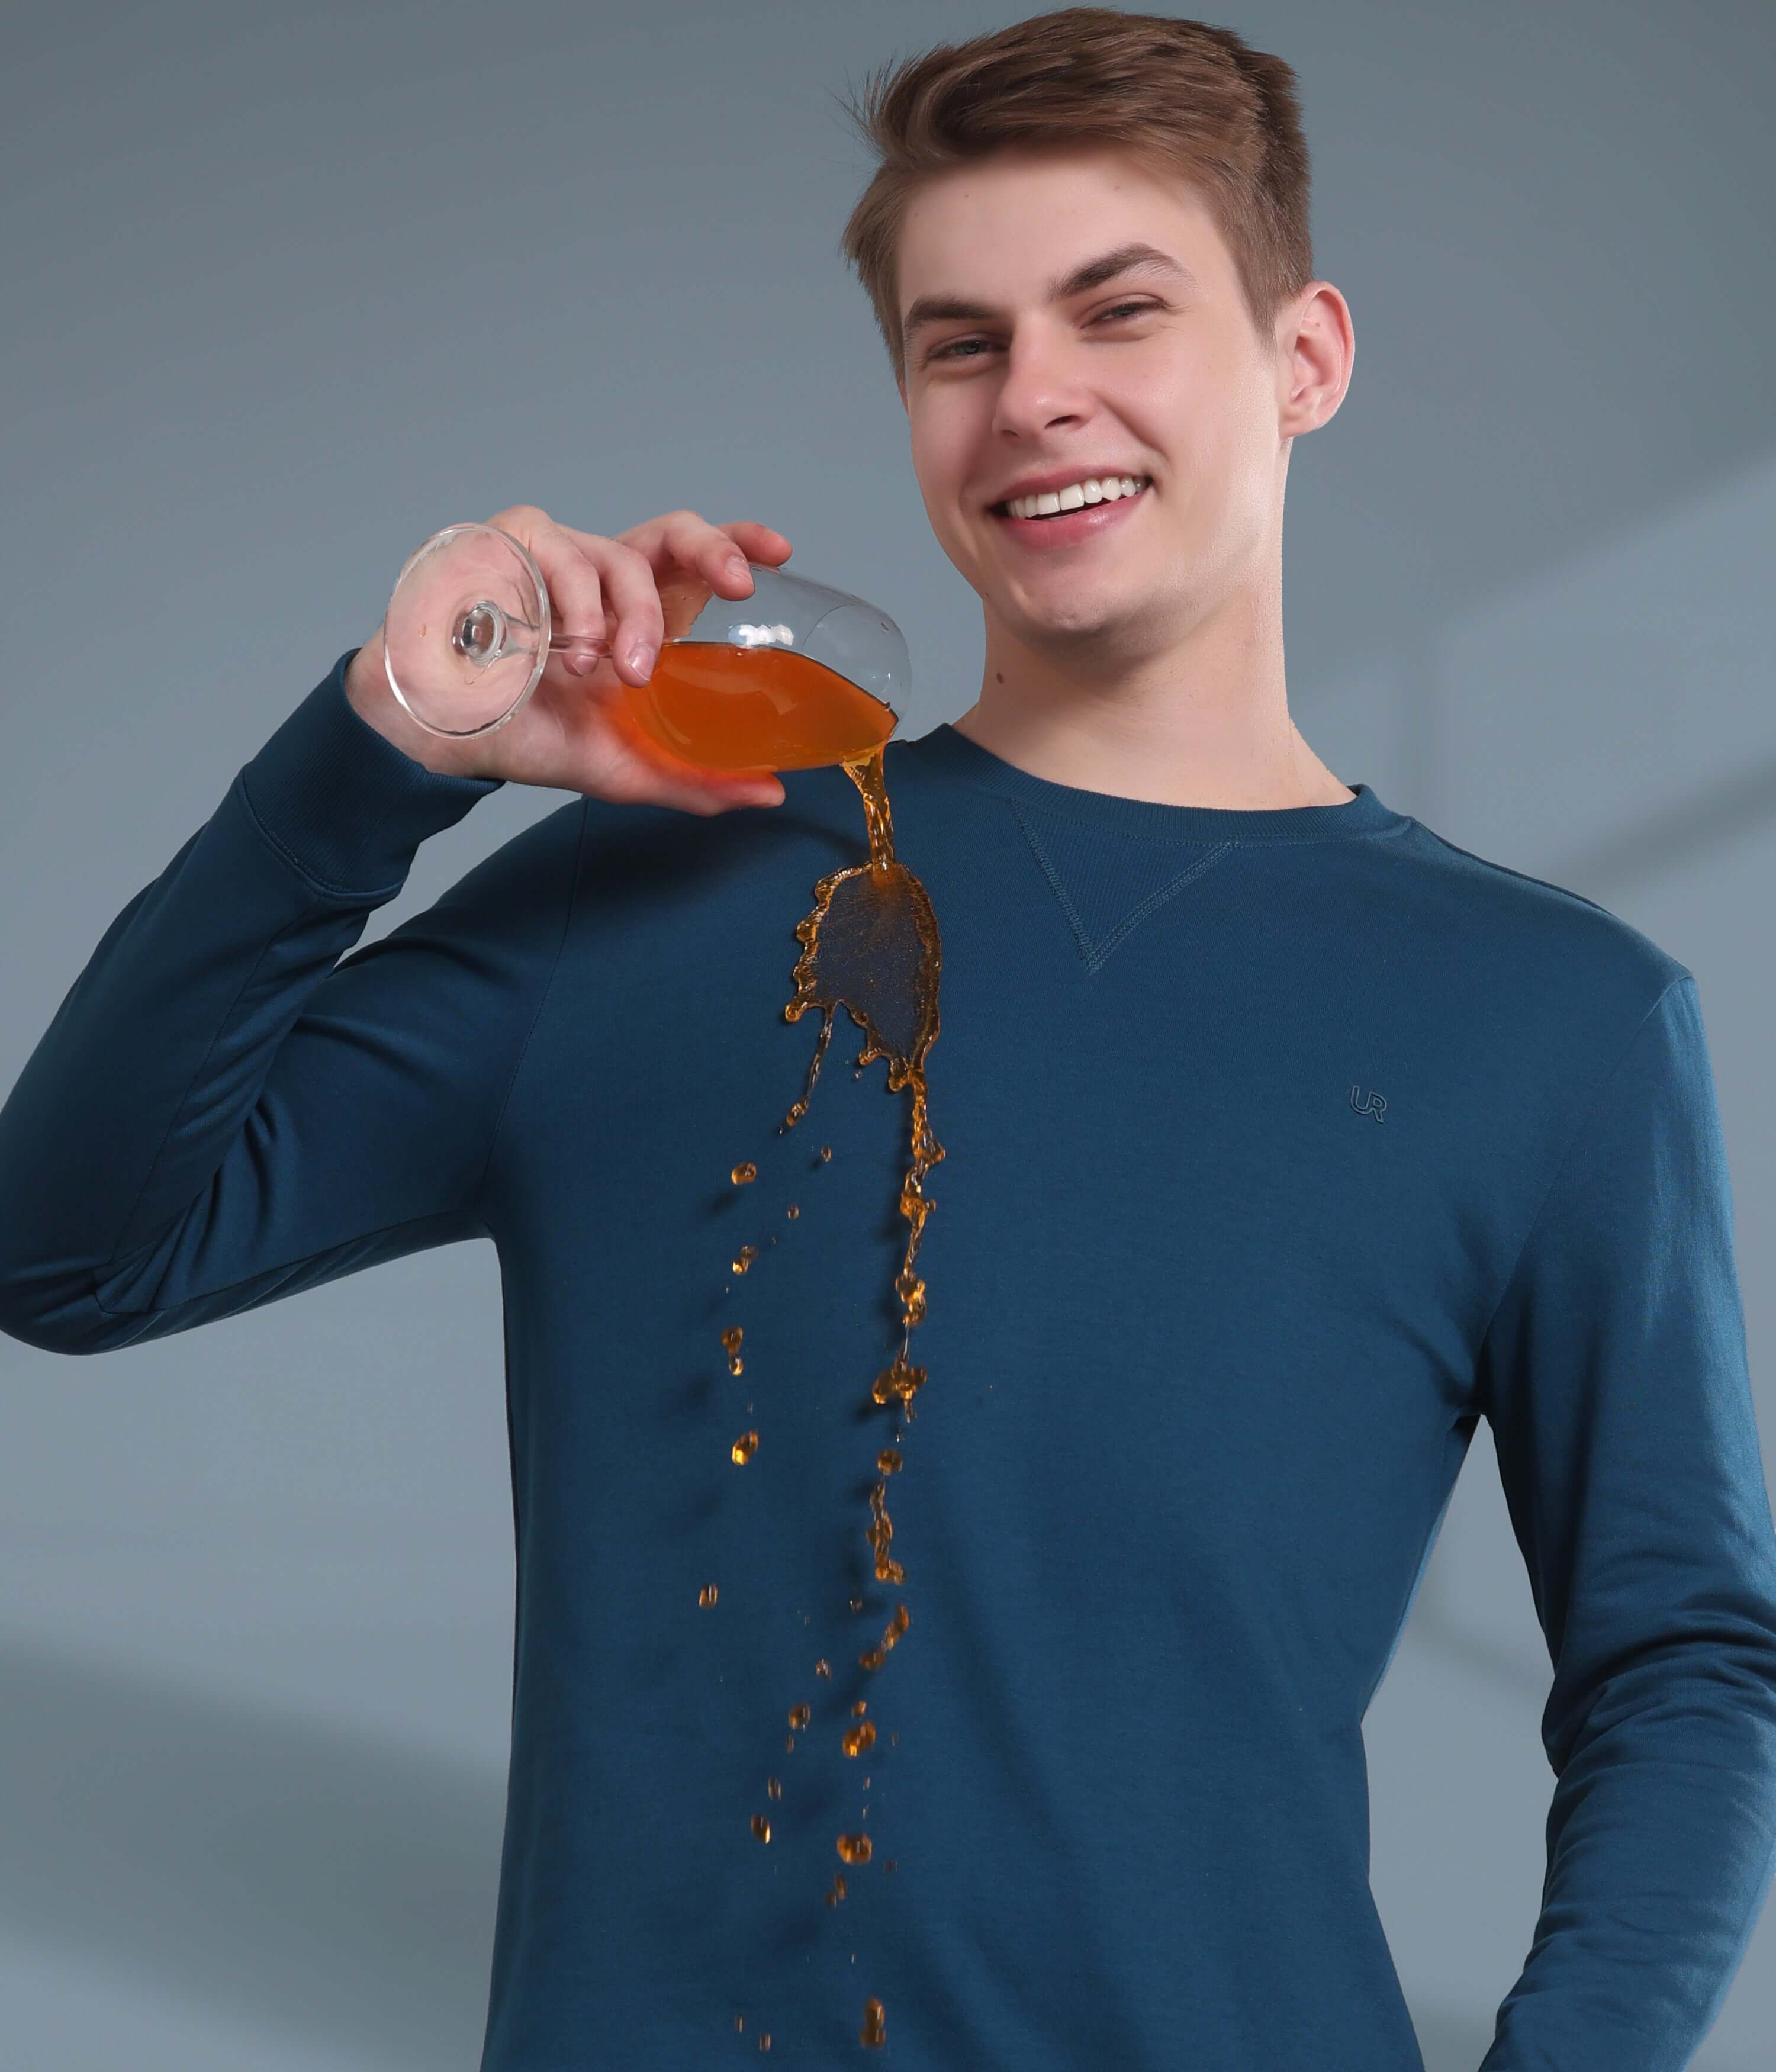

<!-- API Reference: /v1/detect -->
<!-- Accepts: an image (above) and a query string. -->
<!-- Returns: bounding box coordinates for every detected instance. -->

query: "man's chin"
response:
[998,575,1153,651]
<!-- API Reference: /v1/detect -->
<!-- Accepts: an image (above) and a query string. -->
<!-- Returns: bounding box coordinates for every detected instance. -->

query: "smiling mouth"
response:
[989,474,1150,520]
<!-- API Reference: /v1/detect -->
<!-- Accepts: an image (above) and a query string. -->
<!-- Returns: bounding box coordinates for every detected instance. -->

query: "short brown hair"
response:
[838,8,1315,386]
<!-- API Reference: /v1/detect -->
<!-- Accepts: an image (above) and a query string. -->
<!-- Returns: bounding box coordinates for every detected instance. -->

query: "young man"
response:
[2,10,1774,2069]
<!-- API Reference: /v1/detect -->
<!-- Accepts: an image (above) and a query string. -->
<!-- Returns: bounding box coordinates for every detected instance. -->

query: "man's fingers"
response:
[490,507,610,679]
[718,521,793,568]
[588,540,668,683]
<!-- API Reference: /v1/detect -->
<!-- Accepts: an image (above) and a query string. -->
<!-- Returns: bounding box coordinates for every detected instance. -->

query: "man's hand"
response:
[345,505,794,815]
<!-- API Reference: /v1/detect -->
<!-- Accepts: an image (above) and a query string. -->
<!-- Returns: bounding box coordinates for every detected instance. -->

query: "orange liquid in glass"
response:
[620,641,896,773]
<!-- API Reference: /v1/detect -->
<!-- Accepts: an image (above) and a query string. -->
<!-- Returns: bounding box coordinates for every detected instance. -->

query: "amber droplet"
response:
[861,1996,887,2048]
[699,1584,718,1608]
[826,1874,847,1907]
[758,2035,771,2052]
[867,1482,904,1587]
[851,1698,867,1717]
[785,1736,796,1753]
[731,1430,759,1465]
[886,1604,910,1642]
[820,1145,832,1162]
[859,1648,884,1672]
[870,1352,926,1418]
[735,2013,745,2031]
[789,1703,811,1731]
[786,1203,799,1220]
[751,1814,771,1843]
[815,1658,831,1679]
[731,1162,757,1185]
[836,1832,873,1865]
[732,1244,758,1275]
[720,1324,745,1376]
[876,1447,902,1475]
[767,1777,782,1800]
[842,1720,877,1758]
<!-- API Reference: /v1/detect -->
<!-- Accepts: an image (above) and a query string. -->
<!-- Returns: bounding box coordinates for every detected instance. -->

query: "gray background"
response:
[2,1,1772,2065]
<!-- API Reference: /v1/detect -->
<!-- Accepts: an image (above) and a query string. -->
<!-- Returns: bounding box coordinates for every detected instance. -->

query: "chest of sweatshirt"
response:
[468,747,1651,1732]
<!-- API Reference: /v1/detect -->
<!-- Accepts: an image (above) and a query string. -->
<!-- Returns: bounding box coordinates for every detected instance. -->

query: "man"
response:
[3,10,1774,2069]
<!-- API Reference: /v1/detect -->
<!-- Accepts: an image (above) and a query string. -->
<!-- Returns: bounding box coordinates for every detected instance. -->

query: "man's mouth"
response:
[989,474,1150,520]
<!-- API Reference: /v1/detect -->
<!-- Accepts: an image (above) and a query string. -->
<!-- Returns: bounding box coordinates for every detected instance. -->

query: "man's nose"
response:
[990,324,1093,441]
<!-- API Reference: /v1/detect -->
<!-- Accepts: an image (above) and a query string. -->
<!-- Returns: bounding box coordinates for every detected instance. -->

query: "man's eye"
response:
[1095,300,1158,324]
[931,337,993,362]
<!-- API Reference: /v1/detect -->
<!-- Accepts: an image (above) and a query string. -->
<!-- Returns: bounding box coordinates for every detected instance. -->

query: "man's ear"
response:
[1277,281,1354,440]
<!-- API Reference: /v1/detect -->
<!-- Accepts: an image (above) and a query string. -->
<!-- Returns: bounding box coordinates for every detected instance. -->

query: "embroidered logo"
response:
[1350,1084,1387,1123]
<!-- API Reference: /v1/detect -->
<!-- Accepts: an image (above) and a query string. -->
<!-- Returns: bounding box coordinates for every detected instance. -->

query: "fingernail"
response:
[628,642,656,677]
[726,556,748,580]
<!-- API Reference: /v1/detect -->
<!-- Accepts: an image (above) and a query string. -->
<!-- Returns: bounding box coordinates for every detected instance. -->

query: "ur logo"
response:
[1350,1084,1387,1123]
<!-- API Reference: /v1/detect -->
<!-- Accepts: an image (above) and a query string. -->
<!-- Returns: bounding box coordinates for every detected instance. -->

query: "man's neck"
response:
[951,587,1354,812]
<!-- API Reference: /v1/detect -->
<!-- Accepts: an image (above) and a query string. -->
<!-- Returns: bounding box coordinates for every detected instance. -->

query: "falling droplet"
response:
[842,1721,877,1758]
[788,1704,810,1731]
[731,1162,757,1185]
[732,1244,758,1275]
[861,1996,886,2048]
[851,1699,867,1717]
[786,1203,799,1220]
[785,1736,796,1754]
[751,1814,771,1843]
[849,1598,864,1614]
[858,1648,884,1672]
[767,1777,782,1800]
[876,1447,902,1475]
[759,2034,771,2052]
[826,1873,847,1907]
[815,1658,831,1679]
[735,2013,745,2032]
[820,1145,832,1162]
[720,1325,745,1376]
[836,1832,873,1865]
[699,1584,718,1608]
[731,1430,759,1465]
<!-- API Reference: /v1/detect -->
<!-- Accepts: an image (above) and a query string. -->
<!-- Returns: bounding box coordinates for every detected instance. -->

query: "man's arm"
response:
[1475,975,1776,2069]
[0,652,575,1352]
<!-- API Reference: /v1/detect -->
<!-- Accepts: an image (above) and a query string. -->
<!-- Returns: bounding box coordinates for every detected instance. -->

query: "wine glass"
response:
[379,521,905,770]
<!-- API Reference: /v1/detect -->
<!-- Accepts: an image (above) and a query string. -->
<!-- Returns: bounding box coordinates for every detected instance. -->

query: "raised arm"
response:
[0,653,565,1352]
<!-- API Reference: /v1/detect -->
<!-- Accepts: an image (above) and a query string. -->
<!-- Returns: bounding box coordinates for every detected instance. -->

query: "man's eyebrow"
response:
[900,242,1196,348]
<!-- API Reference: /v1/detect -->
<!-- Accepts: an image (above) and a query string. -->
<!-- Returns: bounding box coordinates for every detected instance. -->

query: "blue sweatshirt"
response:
[2,652,1774,2072]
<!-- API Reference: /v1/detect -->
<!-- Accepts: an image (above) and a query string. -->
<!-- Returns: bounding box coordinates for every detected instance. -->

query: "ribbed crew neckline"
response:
[903,720,1409,843]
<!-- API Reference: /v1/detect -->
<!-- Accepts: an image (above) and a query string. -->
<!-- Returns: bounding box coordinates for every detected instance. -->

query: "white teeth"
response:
[1003,474,1147,519]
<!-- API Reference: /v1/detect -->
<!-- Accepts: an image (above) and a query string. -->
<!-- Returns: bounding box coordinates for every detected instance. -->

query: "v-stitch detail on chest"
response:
[1009,798,1236,974]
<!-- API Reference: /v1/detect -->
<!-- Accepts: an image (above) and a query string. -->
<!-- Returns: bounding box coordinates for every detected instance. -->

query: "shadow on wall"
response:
[0,1637,505,2068]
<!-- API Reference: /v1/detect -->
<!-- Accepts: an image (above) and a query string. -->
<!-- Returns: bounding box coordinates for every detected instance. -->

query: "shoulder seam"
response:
[1412,823,1634,929]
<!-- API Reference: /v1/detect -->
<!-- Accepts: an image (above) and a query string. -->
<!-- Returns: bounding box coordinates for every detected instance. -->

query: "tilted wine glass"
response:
[379,520,905,769]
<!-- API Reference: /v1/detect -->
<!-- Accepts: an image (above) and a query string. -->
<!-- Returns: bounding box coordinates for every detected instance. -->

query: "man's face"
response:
[896,147,1300,659]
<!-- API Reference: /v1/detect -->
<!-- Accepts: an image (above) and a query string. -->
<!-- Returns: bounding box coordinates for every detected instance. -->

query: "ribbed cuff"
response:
[237,650,504,897]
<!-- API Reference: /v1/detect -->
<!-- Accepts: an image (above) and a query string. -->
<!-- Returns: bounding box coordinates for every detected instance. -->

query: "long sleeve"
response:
[0,651,581,1354]
[1475,975,1776,2070]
